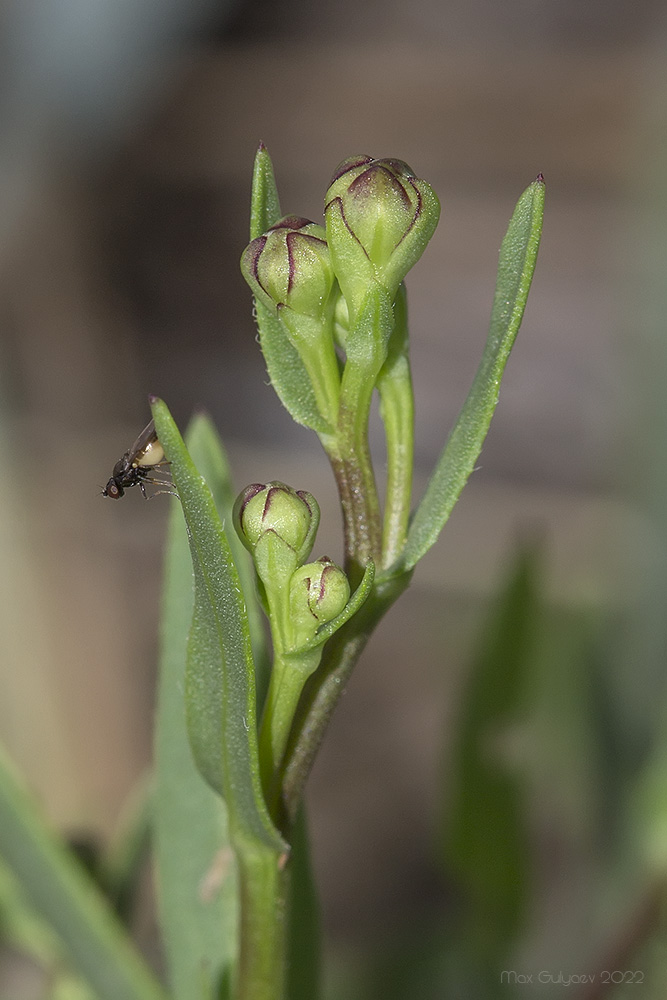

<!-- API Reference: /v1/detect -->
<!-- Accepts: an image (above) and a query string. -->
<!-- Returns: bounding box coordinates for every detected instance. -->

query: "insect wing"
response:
[125,418,165,470]
[128,418,158,461]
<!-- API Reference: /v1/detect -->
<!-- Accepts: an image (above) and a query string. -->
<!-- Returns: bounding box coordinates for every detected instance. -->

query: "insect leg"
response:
[142,476,180,500]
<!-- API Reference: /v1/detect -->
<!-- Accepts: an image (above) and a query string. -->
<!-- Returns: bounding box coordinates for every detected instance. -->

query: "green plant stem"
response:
[281,571,412,822]
[298,339,340,429]
[259,650,321,803]
[0,747,166,1000]
[378,362,413,566]
[376,283,413,568]
[327,366,382,576]
[234,843,290,1000]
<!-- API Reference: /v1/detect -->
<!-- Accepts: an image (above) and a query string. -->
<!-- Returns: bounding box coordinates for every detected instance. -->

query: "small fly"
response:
[102,419,175,500]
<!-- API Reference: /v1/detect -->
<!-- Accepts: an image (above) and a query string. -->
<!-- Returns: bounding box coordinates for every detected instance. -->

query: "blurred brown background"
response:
[0,0,658,984]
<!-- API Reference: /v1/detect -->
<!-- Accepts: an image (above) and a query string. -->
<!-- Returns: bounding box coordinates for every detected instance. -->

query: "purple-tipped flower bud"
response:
[289,556,351,645]
[324,156,440,320]
[241,216,335,320]
[233,481,320,566]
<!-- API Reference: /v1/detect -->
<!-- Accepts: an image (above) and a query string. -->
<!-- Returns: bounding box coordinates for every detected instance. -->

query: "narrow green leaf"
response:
[151,399,285,853]
[439,542,540,970]
[50,975,97,1000]
[248,144,330,435]
[154,416,242,1000]
[250,141,282,240]
[0,746,166,1000]
[288,562,375,656]
[401,176,545,571]
[254,292,332,435]
[186,415,270,709]
[0,856,62,965]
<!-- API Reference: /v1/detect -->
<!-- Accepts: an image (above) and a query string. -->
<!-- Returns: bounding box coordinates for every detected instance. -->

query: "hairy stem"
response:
[325,370,382,578]
[377,284,413,568]
[259,650,320,807]
[234,843,290,1000]
[280,571,412,822]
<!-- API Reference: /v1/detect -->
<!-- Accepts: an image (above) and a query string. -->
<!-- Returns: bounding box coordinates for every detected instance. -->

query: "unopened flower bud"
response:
[289,556,350,646]
[234,481,320,566]
[241,216,335,320]
[332,288,350,350]
[324,156,440,320]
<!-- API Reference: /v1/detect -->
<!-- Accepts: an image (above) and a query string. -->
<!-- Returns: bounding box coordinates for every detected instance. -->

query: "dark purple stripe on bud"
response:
[348,165,413,212]
[263,484,284,522]
[246,236,267,280]
[269,215,314,231]
[318,562,336,602]
[328,155,374,185]
[376,158,416,178]
[394,180,423,248]
[323,196,367,254]
[296,490,315,516]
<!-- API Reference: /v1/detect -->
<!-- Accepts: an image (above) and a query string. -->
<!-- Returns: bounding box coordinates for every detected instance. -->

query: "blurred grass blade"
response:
[0,856,62,965]
[0,745,166,1000]
[250,141,282,240]
[50,975,97,1000]
[401,177,545,571]
[440,541,540,969]
[154,416,244,1000]
[286,808,321,1000]
[151,398,285,854]
[248,143,330,435]
[102,774,152,925]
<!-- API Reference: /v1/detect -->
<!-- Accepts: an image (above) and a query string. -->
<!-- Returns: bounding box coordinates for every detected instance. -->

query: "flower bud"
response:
[289,556,351,646]
[233,481,320,566]
[241,216,335,320]
[324,156,440,320]
[332,287,350,351]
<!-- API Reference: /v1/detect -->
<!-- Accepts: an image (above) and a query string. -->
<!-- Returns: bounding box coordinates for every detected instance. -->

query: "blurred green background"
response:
[1,0,665,996]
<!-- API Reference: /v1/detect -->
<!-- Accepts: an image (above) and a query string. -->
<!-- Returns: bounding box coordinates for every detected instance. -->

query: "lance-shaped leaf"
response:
[248,143,330,435]
[250,141,282,241]
[150,397,285,855]
[438,542,540,971]
[154,415,246,1000]
[188,416,271,707]
[400,176,545,572]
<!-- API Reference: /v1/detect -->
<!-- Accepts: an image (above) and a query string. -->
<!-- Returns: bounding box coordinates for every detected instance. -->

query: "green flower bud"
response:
[332,287,350,350]
[289,556,351,646]
[241,216,335,319]
[233,481,320,566]
[324,156,440,320]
